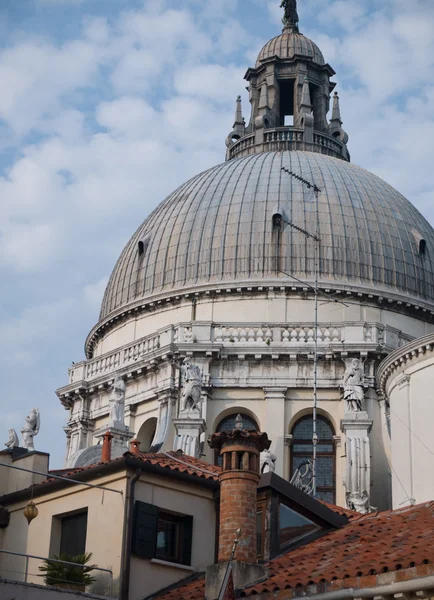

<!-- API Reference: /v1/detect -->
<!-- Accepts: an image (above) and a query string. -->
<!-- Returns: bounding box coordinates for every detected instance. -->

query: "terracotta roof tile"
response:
[154,502,434,600]
[32,450,220,489]
[129,450,221,481]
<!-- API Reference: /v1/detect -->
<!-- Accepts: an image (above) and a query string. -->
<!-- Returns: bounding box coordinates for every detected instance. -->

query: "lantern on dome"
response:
[24,501,39,525]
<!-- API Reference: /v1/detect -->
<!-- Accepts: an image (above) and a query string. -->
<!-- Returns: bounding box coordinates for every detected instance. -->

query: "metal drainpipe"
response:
[120,468,141,600]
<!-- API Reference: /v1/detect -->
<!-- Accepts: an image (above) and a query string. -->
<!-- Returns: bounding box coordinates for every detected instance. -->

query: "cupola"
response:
[226,0,349,162]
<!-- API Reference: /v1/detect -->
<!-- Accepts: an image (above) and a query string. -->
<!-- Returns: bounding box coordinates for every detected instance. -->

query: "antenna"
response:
[281,166,321,498]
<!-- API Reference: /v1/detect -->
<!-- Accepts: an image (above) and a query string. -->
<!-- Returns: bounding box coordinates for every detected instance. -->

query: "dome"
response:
[256,32,325,67]
[100,151,434,320]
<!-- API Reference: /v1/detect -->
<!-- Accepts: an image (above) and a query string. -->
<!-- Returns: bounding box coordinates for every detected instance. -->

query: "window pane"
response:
[316,456,333,487]
[292,416,334,440]
[279,503,320,547]
[156,519,178,562]
[217,414,258,432]
[316,490,334,503]
[290,414,336,502]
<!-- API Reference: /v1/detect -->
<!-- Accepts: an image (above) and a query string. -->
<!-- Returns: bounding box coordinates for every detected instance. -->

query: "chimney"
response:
[101,432,113,463]
[205,422,270,598]
[130,439,141,456]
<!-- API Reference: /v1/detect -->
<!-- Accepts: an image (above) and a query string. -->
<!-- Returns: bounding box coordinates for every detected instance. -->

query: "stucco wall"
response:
[0,473,127,592]
[129,474,216,600]
[382,347,434,508]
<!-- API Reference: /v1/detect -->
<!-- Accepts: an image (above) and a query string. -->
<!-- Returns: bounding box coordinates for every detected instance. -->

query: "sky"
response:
[1,0,434,468]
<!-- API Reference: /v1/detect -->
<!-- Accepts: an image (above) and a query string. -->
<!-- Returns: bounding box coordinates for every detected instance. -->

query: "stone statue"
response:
[280,0,299,29]
[5,428,19,449]
[260,448,277,473]
[109,376,126,426]
[290,460,314,495]
[180,358,202,414]
[235,414,243,429]
[343,358,365,412]
[21,409,40,451]
[346,490,372,515]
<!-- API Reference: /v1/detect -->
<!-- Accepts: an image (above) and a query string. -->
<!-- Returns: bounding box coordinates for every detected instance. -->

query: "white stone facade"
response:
[378,332,434,509]
[57,289,434,510]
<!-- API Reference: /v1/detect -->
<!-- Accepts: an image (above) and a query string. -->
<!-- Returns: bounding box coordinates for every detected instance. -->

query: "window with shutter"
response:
[132,501,158,558]
[132,501,193,566]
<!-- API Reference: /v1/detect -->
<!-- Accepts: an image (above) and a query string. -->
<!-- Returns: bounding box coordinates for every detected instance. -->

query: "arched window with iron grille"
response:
[290,414,335,503]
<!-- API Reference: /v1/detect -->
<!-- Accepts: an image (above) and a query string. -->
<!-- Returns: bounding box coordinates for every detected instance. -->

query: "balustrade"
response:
[68,322,413,385]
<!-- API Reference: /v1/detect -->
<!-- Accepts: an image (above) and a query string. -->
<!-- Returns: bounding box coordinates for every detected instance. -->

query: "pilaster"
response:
[263,387,287,478]
[341,412,373,513]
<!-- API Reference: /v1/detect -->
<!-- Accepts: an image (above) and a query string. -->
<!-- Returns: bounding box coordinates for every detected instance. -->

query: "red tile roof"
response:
[128,450,221,481]
[32,450,220,489]
[155,502,434,600]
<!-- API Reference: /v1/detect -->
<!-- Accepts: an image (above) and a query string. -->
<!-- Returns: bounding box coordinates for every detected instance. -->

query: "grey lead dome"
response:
[256,32,325,66]
[100,151,434,320]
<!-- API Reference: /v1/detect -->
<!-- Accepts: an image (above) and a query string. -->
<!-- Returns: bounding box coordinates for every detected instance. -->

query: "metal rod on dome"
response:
[281,167,321,498]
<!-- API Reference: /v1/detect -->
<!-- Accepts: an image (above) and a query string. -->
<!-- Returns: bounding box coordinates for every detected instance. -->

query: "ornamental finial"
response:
[280,0,299,32]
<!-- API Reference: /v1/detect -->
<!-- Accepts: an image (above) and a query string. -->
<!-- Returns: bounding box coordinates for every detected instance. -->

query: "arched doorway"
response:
[290,414,335,503]
[137,417,158,453]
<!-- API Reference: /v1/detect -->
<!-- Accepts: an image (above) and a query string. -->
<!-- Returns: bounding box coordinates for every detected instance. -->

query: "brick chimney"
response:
[101,431,113,463]
[205,423,270,598]
[130,439,141,456]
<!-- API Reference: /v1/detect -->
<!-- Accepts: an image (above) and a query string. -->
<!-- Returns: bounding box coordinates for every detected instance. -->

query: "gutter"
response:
[119,468,141,600]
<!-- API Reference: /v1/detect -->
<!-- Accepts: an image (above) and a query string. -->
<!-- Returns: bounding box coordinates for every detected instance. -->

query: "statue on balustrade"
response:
[21,408,40,451]
[343,358,365,413]
[4,428,19,449]
[109,375,126,426]
[179,358,202,414]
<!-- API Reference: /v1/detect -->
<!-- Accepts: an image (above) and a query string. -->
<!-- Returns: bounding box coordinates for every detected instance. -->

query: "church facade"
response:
[56,0,434,513]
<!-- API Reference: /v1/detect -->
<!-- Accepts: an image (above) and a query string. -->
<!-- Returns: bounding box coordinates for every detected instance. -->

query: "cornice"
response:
[86,280,434,359]
[377,332,434,396]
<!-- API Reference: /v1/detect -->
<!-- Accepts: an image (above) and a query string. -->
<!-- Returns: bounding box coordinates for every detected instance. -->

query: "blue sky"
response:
[1,0,434,468]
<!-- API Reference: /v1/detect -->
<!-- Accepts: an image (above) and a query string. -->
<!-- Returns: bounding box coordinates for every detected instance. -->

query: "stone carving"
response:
[343,358,365,412]
[290,460,314,495]
[21,409,40,451]
[5,428,19,449]
[260,448,277,473]
[235,414,243,429]
[346,490,371,515]
[180,358,202,414]
[109,376,126,426]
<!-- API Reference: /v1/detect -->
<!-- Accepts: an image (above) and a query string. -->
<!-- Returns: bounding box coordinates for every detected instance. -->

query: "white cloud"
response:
[1,0,434,467]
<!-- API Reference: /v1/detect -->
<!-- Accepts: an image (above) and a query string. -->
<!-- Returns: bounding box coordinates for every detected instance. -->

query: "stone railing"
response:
[227,128,345,161]
[68,326,178,384]
[227,134,255,160]
[313,132,343,155]
[67,322,414,385]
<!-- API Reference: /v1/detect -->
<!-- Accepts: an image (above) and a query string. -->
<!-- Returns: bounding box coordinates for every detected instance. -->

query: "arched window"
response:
[290,414,335,503]
[215,413,258,465]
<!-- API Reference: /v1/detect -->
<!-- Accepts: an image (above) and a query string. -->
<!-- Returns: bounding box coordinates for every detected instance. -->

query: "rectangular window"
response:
[59,511,88,557]
[132,501,193,566]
